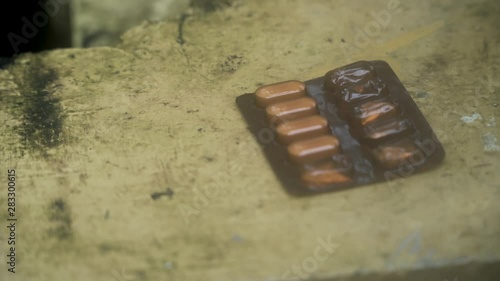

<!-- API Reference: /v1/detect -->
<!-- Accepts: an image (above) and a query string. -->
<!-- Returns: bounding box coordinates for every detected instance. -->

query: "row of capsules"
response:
[323,61,421,170]
[255,80,352,188]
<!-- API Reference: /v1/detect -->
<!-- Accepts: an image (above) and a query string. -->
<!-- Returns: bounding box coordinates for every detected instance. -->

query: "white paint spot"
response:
[483,132,500,152]
[486,117,496,127]
[163,261,174,270]
[460,113,482,124]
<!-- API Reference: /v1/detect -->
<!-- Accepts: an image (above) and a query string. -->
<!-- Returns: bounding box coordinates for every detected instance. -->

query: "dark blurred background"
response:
[0,0,236,58]
[0,0,72,57]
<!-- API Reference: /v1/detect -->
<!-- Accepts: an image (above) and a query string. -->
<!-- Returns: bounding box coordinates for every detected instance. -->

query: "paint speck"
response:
[163,261,174,270]
[151,188,174,200]
[415,91,430,99]
[483,132,500,152]
[460,113,482,124]
[486,117,496,127]
[231,234,244,243]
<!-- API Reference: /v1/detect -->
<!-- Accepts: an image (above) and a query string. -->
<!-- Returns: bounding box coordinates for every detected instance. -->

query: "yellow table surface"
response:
[0,0,499,280]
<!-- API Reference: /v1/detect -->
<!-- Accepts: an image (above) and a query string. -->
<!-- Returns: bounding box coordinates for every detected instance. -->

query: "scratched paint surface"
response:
[0,0,499,281]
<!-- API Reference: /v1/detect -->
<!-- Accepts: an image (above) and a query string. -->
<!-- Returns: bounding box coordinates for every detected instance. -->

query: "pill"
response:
[288,135,341,164]
[266,97,318,125]
[255,80,306,108]
[324,61,375,93]
[339,82,388,106]
[372,139,421,169]
[276,115,329,144]
[324,61,386,105]
[301,160,352,186]
[353,100,399,125]
[361,118,412,141]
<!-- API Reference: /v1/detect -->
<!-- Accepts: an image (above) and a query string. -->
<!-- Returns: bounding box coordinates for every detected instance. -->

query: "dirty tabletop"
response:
[0,0,499,280]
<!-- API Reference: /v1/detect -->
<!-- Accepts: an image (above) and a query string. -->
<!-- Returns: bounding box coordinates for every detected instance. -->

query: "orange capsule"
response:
[373,139,421,169]
[276,115,329,144]
[266,97,318,126]
[255,80,306,108]
[301,160,352,187]
[362,118,412,140]
[287,135,341,164]
[353,100,399,125]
